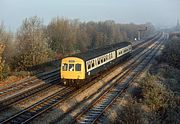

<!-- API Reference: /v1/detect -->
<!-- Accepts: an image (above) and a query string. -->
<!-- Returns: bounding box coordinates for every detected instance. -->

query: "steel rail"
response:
[71,34,165,124]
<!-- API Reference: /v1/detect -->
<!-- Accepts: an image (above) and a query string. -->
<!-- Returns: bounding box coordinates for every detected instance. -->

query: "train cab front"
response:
[61,57,85,85]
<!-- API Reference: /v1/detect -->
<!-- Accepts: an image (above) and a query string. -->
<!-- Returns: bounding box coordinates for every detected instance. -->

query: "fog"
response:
[0,0,180,31]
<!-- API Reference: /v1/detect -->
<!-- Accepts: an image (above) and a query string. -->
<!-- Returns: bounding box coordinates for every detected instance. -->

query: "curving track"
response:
[0,33,160,111]
[71,33,168,124]
[0,33,163,124]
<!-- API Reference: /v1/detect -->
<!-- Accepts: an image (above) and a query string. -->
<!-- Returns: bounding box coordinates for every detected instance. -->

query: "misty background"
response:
[0,0,180,31]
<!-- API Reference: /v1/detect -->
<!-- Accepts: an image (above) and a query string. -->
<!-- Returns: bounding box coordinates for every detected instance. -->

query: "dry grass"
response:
[113,73,180,124]
[115,99,146,124]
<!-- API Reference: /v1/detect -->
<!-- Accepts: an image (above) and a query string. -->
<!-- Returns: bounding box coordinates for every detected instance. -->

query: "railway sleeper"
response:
[79,120,93,124]
[79,122,88,124]
[88,112,101,116]
[95,105,104,109]
[18,114,30,120]
[111,89,121,92]
[11,119,21,124]
[81,117,96,122]
[32,106,42,111]
[24,111,33,116]
[38,105,49,111]
[106,94,115,98]
[92,108,103,112]
[42,101,52,105]
[52,99,59,102]
[82,116,95,120]
[101,101,110,105]
[95,105,105,108]
[89,110,102,114]
[12,117,25,123]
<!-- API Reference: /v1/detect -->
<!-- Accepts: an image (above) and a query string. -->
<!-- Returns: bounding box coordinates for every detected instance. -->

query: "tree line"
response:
[0,16,155,79]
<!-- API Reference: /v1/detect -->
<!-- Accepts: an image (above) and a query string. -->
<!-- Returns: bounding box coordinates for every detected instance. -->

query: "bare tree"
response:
[46,18,155,54]
[14,16,51,70]
[0,23,9,79]
[47,17,76,56]
[0,43,5,80]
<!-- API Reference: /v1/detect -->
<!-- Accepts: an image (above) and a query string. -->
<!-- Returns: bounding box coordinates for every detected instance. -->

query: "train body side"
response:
[85,44,132,78]
[60,41,132,84]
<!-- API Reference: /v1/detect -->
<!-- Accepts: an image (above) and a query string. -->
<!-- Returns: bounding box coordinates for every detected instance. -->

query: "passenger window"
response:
[92,62,95,68]
[98,59,100,65]
[106,55,108,60]
[62,63,68,71]
[87,63,91,70]
[101,58,103,63]
[69,64,74,71]
[76,64,81,71]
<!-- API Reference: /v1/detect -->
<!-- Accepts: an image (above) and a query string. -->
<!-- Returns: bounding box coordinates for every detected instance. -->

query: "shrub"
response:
[139,75,172,111]
[138,74,180,123]
[115,100,145,124]
[160,37,180,69]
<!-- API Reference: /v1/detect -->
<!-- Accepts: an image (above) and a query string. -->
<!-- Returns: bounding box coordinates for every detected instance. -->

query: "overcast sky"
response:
[0,0,180,31]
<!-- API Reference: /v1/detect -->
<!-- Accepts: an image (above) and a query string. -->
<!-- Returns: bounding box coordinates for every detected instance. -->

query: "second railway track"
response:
[71,34,167,124]
[0,68,60,98]
[49,33,167,124]
[0,70,61,111]
[0,33,163,124]
[0,33,160,112]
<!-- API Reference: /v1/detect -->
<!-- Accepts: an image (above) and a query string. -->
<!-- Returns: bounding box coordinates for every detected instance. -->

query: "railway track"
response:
[0,68,60,99]
[71,34,167,124]
[0,87,75,124]
[47,34,165,124]
[0,76,105,123]
[132,33,160,49]
[0,33,162,123]
[0,32,159,100]
[0,33,160,111]
[0,69,61,111]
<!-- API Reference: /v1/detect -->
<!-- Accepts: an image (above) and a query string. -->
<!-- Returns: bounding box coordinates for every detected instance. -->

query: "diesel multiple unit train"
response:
[61,41,132,85]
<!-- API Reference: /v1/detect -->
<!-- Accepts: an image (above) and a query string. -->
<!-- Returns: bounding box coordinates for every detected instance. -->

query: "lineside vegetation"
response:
[114,33,180,124]
[0,16,155,81]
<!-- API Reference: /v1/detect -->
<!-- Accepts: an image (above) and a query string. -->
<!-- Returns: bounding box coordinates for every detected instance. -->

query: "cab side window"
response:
[62,63,68,71]
[76,64,81,71]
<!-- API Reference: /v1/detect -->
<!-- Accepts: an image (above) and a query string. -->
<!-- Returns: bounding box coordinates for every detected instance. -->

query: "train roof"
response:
[69,41,131,61]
